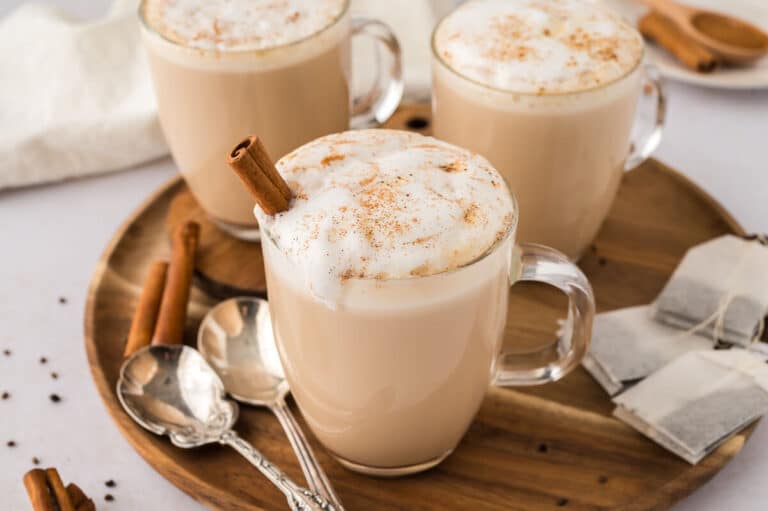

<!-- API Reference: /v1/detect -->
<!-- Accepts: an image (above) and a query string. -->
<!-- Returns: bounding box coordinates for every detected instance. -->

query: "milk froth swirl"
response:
[434,0,643,94]
[255,130,517,303]
[142,0,347,51]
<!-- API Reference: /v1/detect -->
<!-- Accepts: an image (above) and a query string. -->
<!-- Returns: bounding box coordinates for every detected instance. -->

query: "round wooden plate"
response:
[85,105,752,511]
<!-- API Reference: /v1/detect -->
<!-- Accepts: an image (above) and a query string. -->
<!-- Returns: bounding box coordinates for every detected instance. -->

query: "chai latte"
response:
[256,130,517,474]
[140,0,351,235]
[432,0,645,259]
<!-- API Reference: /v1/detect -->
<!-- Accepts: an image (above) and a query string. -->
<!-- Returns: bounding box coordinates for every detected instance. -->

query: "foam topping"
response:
[434,0,643,94]
[256,130,516,303]
[142,0,347,51]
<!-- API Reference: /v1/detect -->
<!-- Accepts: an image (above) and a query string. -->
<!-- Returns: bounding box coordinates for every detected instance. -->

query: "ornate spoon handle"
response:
[272,398,344,510]
[220,430,334,511]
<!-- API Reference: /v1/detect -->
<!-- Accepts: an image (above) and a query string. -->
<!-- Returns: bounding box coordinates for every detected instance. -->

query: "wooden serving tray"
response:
[85,105,753,511]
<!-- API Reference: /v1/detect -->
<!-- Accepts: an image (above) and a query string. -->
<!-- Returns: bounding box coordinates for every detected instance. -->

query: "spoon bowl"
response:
[117,344,333,511]
[644,0,768,64]
[117,344,238,448]
[198,296,288,405]
[690,9,768,63]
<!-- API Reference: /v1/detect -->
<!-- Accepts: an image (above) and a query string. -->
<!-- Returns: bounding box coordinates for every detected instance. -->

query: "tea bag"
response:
[613,350,768,464]
[583,306,712,395]
[653,235,768,347]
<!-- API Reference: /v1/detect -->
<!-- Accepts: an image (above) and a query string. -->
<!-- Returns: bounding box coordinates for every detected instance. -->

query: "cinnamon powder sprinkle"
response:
[439,161,465,173]
[358,173,378,187]
[321,153,345,166]
[435,0,641,94]
[409,235,437,246]
[463,204,480,224]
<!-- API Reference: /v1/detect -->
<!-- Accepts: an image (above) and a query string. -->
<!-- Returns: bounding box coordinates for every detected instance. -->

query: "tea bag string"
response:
[674,235,767,346]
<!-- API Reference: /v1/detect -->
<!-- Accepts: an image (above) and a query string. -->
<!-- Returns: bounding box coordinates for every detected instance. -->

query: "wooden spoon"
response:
[643,0,768,64]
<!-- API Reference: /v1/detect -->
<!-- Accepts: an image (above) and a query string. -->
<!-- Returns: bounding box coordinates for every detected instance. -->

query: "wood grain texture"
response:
[85,104,753,511]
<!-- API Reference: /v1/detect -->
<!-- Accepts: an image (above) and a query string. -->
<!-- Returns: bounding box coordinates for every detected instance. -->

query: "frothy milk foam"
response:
[143,0,346,52]
[434,0,643,94]
[256,130,516,304]
[259,130,517,470]
[142,0,350,72]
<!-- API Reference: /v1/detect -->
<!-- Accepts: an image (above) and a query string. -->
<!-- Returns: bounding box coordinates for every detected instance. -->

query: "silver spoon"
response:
[198,297,343,511]
[117,344,332,511]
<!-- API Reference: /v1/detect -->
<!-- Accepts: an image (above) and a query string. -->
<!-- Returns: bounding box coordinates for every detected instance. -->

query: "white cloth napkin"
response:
[0,0,167,190]
[0,0,451,190]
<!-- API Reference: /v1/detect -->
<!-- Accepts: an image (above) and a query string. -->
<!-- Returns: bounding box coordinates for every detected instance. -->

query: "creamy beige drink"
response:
[432,0,650,259]
[141,0,401,239]
[255,130,595,476]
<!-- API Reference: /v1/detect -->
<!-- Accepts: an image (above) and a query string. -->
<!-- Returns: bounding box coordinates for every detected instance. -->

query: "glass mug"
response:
[432,27,665,260]
[139,0,403,240]
[262,189,595,476]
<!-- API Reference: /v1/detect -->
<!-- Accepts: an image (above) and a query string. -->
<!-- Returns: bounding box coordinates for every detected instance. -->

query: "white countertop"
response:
[2,1,768,510]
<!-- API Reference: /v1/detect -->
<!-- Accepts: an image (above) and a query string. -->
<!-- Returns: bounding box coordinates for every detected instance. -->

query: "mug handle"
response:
[493,243,595,387]
[625,64,666,171]
[350,18,404,128]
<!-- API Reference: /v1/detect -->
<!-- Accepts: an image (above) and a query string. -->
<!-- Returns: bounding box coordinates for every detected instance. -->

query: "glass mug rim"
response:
[261,183,520,285]
[138,0,352,56]
[429,7,646,98]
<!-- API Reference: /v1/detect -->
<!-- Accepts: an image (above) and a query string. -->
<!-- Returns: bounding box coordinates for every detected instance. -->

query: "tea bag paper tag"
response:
[653,235,768,346]
[582,306,711,395]
[613,350,768,464]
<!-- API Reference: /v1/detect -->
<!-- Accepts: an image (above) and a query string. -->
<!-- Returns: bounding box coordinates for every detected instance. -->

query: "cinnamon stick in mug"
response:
[227,136,292,215]
[154,221,200,345]
[639,11,717,73]
[124,260,169,357]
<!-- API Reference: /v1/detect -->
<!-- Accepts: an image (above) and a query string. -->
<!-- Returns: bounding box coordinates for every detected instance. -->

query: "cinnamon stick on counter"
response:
[23,469,56,511]
[153,221,200,345]
[45,468,75,511]
[227,136,292,215]
[23,468,94,511]
[124,260,169,357]
[639,11,718,73]
[66,484,96,511]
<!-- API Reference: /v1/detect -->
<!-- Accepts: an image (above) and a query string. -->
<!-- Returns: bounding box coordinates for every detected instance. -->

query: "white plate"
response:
[606,0,768,89]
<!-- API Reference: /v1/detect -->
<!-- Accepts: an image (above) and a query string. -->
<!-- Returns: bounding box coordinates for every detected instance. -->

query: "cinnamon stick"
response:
[124,260,169,357]
[227,136,292,215]
[639,11,718,73]
[66,483,88,506]
[67,483,96,511]
[45,468,75,511]
[23,469,55,511]
[68,483,96,511]
[153,221,199,345]
[24,469,94,511]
